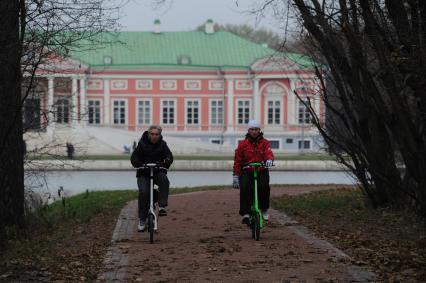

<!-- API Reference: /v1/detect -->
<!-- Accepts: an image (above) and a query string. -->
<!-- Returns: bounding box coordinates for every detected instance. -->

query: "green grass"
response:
[33,190,138,224]
[271,188,367,218]
[34,186,229,225]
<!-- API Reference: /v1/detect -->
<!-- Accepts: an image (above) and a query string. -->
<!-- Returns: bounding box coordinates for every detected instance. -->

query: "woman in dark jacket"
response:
[131,125,173,232]
[232,120,274,224]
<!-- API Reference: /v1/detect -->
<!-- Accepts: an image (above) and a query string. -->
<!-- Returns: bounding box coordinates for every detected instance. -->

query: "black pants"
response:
[137,172,170,220]
[239,170,270,216]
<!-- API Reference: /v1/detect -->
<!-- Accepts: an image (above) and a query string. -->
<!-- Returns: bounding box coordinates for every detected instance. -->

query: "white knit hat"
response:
[247,119,261,129]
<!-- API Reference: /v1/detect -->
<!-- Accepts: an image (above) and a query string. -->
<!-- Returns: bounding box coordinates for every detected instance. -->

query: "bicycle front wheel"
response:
[254,214,260,241]
[147,214,154,243]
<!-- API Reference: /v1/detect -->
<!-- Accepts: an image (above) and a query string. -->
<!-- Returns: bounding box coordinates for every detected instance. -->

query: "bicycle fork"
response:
[252,170,263,229]
[149,167,158,231]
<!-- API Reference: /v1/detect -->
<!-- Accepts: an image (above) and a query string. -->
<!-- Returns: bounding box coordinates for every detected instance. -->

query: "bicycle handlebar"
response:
[243,162,274,170]
[136,163,168,171]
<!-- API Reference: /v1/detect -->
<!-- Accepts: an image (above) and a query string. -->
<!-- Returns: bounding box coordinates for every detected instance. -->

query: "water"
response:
[25,170,356,196]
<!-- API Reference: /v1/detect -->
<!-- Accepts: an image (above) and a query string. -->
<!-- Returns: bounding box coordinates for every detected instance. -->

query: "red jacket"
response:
[233,134,274,176]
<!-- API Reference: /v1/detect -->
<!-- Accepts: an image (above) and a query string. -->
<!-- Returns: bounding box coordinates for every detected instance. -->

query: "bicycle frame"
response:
[244,162,265,230]
[137,163,167,241]
[147,163,158,231]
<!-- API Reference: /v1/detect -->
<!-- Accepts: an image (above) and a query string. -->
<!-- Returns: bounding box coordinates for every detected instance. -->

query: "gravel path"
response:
[100,187,374,282]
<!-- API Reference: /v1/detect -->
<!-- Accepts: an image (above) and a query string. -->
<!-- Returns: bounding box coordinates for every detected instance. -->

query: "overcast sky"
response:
[117,0,292,36]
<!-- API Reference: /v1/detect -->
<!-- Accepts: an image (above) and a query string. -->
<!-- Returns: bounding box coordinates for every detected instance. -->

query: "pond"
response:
[25,170,356,196]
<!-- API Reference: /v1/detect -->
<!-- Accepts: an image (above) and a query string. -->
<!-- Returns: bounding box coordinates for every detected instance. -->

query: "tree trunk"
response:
[0,1,25,243]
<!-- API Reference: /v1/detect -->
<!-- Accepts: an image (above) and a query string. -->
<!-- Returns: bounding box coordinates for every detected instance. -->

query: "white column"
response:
[104,79,110,126]
[79,77,86,126]
[253,78,261,123]
[226,79,234,132]
[289,79,296,125]
[47,77,55,134]
[71,77,78,127]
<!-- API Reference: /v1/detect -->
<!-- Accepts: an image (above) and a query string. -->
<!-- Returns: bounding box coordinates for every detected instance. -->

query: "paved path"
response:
[100,188,375,282]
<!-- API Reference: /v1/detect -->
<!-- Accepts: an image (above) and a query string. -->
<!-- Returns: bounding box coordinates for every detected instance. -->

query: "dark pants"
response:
[137,172,170,220]
[239,170,270,216]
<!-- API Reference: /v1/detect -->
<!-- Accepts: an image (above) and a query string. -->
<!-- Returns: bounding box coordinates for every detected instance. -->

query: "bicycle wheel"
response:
[254,214,260,241]
[251,217,255,239]
[147,213,154,243]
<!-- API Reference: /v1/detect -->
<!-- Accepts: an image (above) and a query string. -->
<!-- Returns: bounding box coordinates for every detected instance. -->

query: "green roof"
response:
[69,31,313,70]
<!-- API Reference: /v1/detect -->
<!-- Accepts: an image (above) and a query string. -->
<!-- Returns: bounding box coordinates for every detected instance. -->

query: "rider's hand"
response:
[232,175,240,189]
[265,160,274,167]
[163,158,172,168]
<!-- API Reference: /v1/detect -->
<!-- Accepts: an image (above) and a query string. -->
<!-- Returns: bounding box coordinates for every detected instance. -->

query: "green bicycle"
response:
[243,162,268,241]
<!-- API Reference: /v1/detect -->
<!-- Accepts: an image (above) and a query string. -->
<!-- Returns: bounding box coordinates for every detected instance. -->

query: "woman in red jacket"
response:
[232,120,274,224]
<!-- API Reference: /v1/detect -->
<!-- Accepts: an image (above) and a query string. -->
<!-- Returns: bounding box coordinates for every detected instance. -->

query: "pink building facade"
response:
[26,24,324,152]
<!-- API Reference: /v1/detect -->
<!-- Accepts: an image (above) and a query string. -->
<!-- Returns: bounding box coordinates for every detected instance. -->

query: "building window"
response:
[111,80,128,90]
[237,100,250,124]
[269,140,280,149]
[162,100,175,124]
[24,98,41,130]
[136,80,152,90]
[298,140,311,149]
[160,80,177,90]
[286,138,293,144]
[209,80,224,90]
[267,100,281,124]
[184,80,201,90]
[210,100,223,125]
[137,100,151,125]
[88,100,101,124]
[113,100,126,124]
[55,98,69,124]
[298,100,311,124]
[186,100,199,124]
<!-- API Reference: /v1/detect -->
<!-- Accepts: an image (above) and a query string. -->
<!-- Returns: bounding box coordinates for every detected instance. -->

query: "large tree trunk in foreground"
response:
[0,1,25,242]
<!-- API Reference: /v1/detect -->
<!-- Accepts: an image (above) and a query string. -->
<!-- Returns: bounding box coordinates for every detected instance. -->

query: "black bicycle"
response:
[137,163,167,243]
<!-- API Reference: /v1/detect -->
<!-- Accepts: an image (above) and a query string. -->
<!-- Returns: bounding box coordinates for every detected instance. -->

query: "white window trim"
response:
[264,98,284,125]
[86,79,103,90]
[236,99,252,125]
[209,99,224,125]
[185,98,201,125]
[235,79,253,90]
[160,98,177,125]
[297,97,312,125]
[87,98,103,125]
[111,80,128,90]
[136,98,153,125]
[268,139,281,150]
[54,97,71,124]
[111,99,128,125]
[184,80,202,90]
[208,80,224,90]
[160,80,177,90]
[298,138,313,150]
[135,80,153,90]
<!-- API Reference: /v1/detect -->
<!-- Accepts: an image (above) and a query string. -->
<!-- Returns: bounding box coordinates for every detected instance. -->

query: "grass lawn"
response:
[272,188,426,282]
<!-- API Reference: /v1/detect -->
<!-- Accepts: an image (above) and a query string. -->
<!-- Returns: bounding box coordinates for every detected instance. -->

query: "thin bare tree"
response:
[0,0,124,243]
[258,0,426,215]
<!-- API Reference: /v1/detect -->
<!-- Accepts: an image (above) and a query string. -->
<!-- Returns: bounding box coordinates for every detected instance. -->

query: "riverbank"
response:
[25,159,347,171]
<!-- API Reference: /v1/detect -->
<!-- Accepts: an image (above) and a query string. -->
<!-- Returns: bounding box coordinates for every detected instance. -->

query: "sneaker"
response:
[159,207,167,216]
[261,210,270,222]
[137,219,145,232]
[241,214,250,225]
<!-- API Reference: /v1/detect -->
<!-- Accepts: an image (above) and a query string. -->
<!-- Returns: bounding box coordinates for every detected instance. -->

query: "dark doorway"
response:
[24,98,41,130]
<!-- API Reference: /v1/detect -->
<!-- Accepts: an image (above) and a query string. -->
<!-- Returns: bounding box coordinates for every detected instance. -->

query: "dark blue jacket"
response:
[130,131,173,177]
